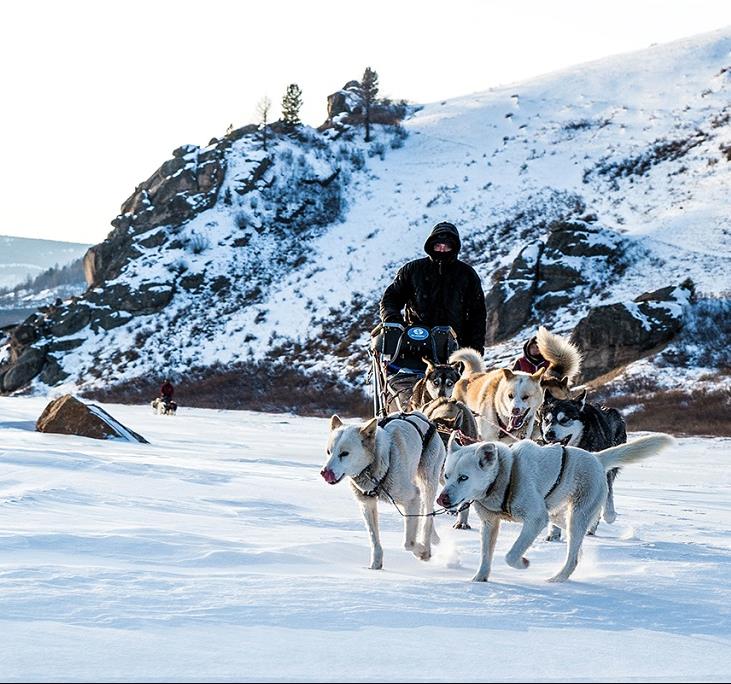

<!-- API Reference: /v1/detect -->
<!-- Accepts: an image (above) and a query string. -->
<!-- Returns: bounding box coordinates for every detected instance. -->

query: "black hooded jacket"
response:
[379,222,487,351]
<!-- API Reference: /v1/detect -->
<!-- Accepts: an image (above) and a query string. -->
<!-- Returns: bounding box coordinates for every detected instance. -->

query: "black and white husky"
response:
[540,390,626,538]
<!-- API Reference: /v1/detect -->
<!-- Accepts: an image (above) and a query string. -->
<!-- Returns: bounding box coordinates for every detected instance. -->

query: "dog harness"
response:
[358,412,437,497]
[545,446,570,501]
[482,445,569,518]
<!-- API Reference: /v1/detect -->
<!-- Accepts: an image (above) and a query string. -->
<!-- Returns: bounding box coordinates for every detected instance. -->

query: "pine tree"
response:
[256,96,272,151]
[281,83,303,129]
[361,67,379,142]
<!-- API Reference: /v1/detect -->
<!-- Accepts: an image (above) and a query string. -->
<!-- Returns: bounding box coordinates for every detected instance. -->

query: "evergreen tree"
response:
[256,96,272,151]
[361,67,379,142]
[281,83,303,129]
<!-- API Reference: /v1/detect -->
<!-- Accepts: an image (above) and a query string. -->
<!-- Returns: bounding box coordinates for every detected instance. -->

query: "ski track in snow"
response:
[0,397,729,681]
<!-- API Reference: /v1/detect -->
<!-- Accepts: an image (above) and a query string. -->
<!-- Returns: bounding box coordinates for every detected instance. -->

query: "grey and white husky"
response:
[321,412,445,570]
[437,432,673,582]
[407,358,462,411]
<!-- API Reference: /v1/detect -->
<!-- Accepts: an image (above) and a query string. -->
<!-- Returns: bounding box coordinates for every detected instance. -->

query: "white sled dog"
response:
[437,432,674,582]
[321,413,445,570]
[450,327,581,442]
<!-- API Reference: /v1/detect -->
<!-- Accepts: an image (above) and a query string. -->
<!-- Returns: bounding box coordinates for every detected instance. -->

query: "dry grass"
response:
[594,383,731,437]
[82,362,371,419]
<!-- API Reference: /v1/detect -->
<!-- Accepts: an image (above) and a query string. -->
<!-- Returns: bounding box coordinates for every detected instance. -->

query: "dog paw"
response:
[604,511,617,524]
[547,573,568,583]
[546,532,562,542]
[507,555,530,569]
[471,574,489,582]
[414,544,432,561]
[453,521,472,530]
[369,561,383,570]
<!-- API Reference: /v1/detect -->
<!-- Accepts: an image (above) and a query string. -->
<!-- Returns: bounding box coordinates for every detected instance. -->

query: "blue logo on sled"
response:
[407,327,429,341]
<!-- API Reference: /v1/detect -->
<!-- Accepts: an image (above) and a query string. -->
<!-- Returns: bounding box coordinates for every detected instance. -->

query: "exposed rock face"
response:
[322,80,409,130]
[36,394,148,442]
[327,80,365,119]
[572,278,695,382]
[484,219,634,343]
[85,143,227,289]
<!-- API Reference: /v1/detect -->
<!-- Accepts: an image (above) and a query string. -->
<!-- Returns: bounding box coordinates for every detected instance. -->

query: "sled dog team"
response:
[321,327,674,582]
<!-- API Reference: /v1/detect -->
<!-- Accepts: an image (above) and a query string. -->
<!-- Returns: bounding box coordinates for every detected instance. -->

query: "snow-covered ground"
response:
[0,396,729,681]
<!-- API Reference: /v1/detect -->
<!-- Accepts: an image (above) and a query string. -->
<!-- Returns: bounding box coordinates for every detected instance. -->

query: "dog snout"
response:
[511,406,523,416]
[437,491,450,508]
[320,467,337,484]
[545,430,556,442]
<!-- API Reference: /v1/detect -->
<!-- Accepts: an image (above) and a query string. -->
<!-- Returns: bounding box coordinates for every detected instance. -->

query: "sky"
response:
[2,0,731,245]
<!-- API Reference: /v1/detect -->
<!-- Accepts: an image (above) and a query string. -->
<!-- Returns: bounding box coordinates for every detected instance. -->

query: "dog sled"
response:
[369,322,458,418]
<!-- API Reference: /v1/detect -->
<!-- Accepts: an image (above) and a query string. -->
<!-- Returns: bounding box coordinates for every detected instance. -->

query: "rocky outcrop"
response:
[322,80,409,130]
[485,219,634,343]
[85,143,227,289]
[572,278,695,383]
[36,394,148,442]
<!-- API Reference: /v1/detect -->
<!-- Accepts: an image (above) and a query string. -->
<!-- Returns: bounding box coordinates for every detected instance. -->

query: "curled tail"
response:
[449,347,485,376]
[595,434,675,471]
[537,326,582,381]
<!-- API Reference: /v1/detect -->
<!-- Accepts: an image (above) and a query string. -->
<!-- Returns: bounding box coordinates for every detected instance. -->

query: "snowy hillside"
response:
[1,29,730,413]
[0,235,89,290]
[0,397,728,680]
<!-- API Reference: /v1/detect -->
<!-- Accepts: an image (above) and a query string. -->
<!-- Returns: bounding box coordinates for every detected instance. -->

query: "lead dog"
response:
[436,432,673,582]
[321,412,445,570]
[450,327,582,443]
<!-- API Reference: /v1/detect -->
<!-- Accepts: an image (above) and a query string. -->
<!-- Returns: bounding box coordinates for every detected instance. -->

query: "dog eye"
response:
[445,380,453,386]
[457,475,468,482]
[433,378,441,384]
[508,393,514,399]
[338,451,349,460]
[522,395,529,401]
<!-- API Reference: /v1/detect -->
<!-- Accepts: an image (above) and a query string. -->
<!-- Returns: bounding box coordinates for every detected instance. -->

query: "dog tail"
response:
[594,434,675,471]
[449,347,485,376]
[537,326,582,381]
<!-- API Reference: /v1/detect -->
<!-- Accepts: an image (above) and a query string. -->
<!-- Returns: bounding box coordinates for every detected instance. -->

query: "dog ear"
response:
[543,388,557,403]
[451,362,462,373]
[531,366,547,380]
[501,368,515,380]
[359,417,378,441]
[330,415,343,431]
[560,375,569,390]
[447,430,462,454]
[421,356,435,371]
[476,443,497,469]
[574,389,587,411]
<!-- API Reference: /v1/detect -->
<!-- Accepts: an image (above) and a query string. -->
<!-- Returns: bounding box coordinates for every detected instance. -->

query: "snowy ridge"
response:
[3,28,731,396]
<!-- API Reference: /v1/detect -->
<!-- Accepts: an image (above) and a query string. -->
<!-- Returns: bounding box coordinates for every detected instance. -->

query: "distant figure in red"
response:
[160,379,174,402]
[513,335,549,374]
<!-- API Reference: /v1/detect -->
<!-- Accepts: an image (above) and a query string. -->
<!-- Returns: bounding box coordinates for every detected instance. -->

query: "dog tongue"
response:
[509,415,524,431]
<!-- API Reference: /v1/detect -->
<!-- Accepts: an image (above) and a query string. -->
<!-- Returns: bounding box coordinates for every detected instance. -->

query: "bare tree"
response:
[361,67,379,142]
[256,96,272,151]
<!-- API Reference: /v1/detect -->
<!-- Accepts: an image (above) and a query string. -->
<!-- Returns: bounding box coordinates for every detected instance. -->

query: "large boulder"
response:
[484,219,635,344]
[572,278,695,383]
[36,394,148,443]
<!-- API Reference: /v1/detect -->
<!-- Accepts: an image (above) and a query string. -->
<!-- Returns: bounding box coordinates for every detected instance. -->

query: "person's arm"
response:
[464,269,487,352]
[379,264,410,325]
